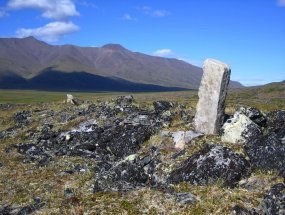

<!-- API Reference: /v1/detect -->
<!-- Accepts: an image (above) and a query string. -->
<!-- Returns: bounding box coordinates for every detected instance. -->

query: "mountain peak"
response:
[23,36,37,40]
[10,36,48,46]
[102,43,127,51]
[20,36,41,42]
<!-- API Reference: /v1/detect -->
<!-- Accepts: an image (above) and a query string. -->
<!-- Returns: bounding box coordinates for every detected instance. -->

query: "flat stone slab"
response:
[194,59,231,134]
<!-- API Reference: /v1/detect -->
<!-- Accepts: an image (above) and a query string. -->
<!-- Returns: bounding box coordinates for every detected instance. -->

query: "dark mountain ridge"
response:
[0,69,186,92]
[0,36,243,91]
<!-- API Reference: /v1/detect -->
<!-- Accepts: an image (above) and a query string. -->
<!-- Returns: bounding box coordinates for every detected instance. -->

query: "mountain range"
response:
[0,36,242,91]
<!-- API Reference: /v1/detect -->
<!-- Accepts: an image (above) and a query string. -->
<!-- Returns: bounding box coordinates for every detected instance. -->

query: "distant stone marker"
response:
[66,94,79,105]
[194,59,231,134]
[66,94,74,104]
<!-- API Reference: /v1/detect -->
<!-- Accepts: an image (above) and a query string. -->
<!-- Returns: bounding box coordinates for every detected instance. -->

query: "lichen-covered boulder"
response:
[168,144,251,187]
[266,110,285,133]
[246,131,285,173]
[93,154,148,192]
[221,112,261,144]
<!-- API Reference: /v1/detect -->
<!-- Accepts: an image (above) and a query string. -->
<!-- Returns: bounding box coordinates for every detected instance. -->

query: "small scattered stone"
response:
[0,197,45,215]
[153,101,173,113]
[171,130,202,150]
[13,110,32,127]
[172,192,198,204]
[231,205,259,215]
[64,188,75,199]
[115,95,134,107]
[238,175,272,191]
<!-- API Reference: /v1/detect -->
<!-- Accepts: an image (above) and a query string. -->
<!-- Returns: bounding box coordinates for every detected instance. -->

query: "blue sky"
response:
[0,0,284,86]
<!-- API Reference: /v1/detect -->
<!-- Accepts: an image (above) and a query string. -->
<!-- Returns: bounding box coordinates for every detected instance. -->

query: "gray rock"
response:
[153,101,173,113]
[64,188,75,199]
[0,197,45,215]
[231,205,259,215]
[244,107,267,127]
[266,110,285,133]
[125,114,151,126]
[239,175,272,192]
[171,192,198,204]
[194,59,231,134]
[259,183,285,215]
[93,154,149,192]
[13,110,32,127]
[222,112,262,144]
[171,130,202,150]
[115,95,134,107]
[246,132,285,173]
[168,144,251,187]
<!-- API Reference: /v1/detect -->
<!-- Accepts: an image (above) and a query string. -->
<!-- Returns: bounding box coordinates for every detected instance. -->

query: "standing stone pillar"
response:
[194,59,231,134]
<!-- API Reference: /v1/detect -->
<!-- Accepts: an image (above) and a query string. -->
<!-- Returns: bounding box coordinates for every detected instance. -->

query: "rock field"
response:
[0,95,285,214]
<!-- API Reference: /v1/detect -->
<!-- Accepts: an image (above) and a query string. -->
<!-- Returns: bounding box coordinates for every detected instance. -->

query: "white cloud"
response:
[7,0,80,42]
[139,6,171,18]
[153,49,201,66]
[122,13,136,21]
[278,0,285,6]
[7,0,79,20]
[151,10,171,18]
[153,49,175,57]
[16,21,79,42]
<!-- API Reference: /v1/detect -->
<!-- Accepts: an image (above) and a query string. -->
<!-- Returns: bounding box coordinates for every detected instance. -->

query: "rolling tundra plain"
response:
[0,81,285,214]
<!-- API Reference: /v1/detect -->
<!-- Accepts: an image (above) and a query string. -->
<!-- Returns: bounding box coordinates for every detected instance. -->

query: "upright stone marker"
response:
[194,59,231,134]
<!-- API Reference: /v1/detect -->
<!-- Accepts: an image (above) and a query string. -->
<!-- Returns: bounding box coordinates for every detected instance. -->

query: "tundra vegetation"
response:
[0,81,284,214]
